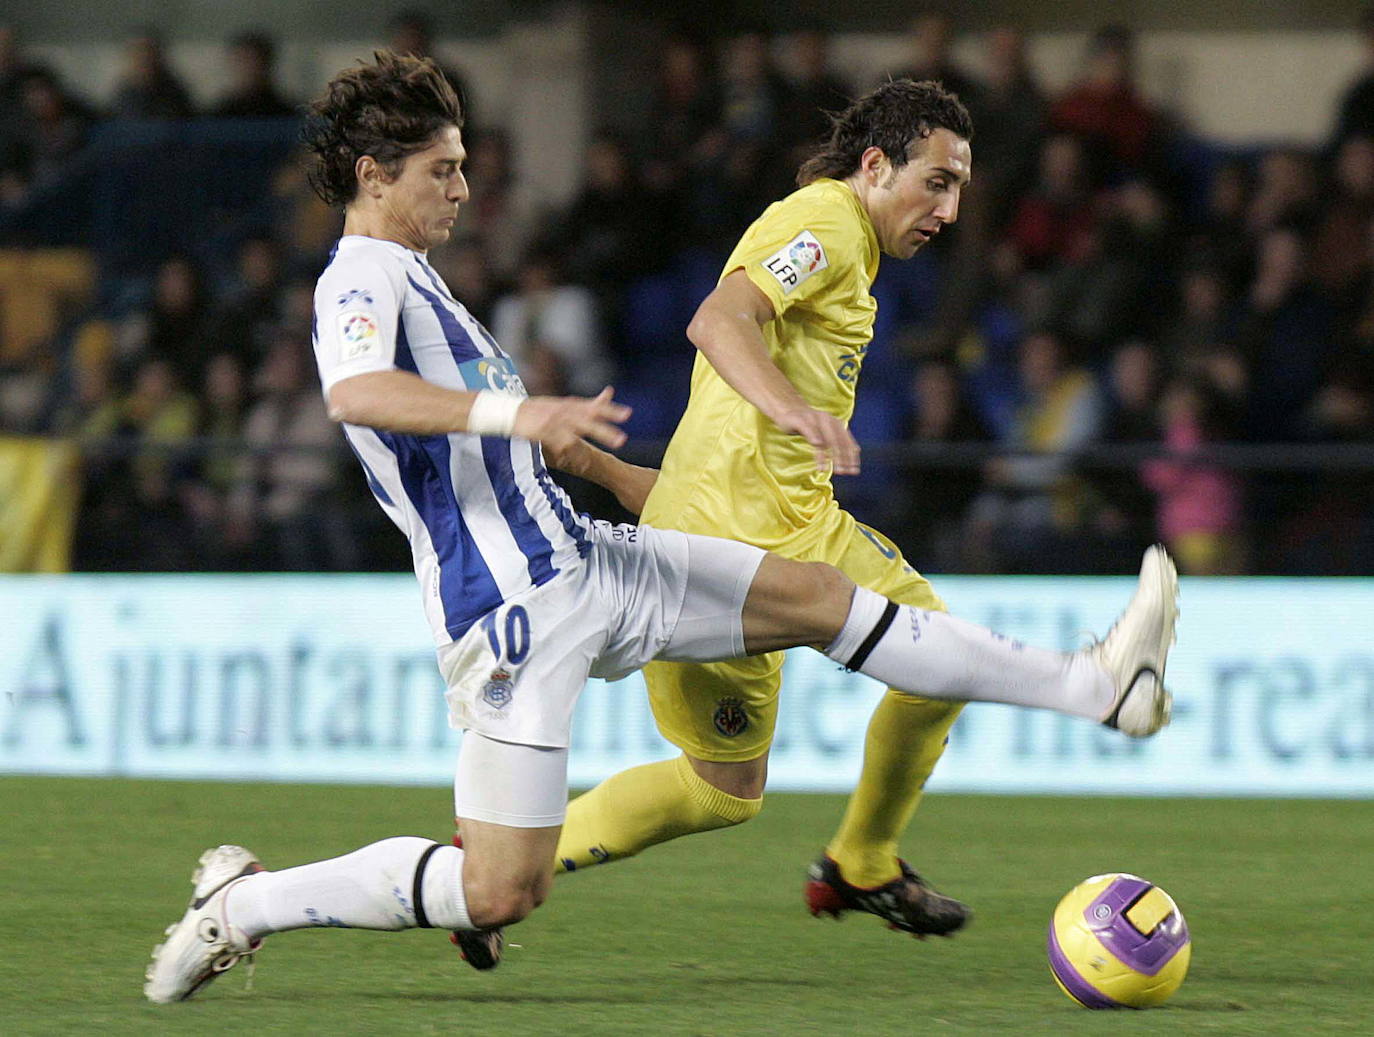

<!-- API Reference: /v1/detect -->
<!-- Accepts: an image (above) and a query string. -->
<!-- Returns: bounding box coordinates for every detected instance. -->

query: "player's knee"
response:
[682,756,766,824]
[799,561,854,640]
[470,882,544,928]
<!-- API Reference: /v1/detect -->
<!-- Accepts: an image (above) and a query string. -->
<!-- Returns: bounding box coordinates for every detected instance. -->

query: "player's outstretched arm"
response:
[542,435,659,517]
[327,372,630,452]
[688,270,860,475]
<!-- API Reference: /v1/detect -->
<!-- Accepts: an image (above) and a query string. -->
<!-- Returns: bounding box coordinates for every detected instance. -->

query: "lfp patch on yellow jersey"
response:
[642,178,879,550]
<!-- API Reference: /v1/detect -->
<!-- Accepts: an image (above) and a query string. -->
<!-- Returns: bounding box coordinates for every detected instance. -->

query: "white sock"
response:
[226,837,473,940]
[825,586,1113,720]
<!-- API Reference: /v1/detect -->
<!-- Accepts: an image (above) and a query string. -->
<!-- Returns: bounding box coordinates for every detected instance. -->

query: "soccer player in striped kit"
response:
[144,52,1178,1002]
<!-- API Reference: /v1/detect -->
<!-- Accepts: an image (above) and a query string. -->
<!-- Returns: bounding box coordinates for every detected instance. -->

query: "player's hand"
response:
[775,405,860,475]
[514,387,631,456]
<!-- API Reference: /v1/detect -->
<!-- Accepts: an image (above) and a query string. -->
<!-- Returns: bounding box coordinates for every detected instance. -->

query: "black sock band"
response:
[845,599,899,672]
[412,842,442,928]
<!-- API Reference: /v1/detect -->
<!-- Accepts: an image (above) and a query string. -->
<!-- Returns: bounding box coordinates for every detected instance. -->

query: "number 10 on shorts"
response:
[480,605,531,664]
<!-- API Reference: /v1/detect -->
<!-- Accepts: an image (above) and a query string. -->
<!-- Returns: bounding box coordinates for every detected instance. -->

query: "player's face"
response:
[380,125,470,251]
[866,128,971,260]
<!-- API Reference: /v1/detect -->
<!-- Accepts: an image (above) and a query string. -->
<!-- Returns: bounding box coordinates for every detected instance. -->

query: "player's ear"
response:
[858,146,888,184]
[356,155,387,198]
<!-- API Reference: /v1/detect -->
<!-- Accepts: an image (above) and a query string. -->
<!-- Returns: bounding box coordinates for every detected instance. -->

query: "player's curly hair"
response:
[796,79,972,187]
[302,49,463,207]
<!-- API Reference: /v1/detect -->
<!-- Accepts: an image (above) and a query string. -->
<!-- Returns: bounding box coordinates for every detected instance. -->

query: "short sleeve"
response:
[723,193,863,319]
[313,254,404,393]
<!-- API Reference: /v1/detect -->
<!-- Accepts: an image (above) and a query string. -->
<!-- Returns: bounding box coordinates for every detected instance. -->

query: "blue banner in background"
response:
[1,575,1371,795]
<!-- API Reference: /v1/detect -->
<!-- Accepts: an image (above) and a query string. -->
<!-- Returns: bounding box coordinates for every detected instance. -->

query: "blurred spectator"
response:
[0,24,34,113]
[1281,369,1374,573]
[210,31,295,119]
[203,235,284,372]
[1233,225,1335,440]
[457,128,530,280]
[706,28,791,215]
[109,29,194,120]
[227,338,353,571]
[0,24,38,190]
[74,356,198,570]
[1162,263,1232,371]
[967,26,1045,222]
[1310,135,1374,315]
[1050,25,1159,177]
[1246,148,1319,237]
[1044,178,1171,348]
[966,329,1105,571]
[719,28,787,145]
[777,29,852,165]
[1186,158,1254,295]
[641,35,719,195]
[272,152,344,273]
[9,66,94,196]
[1092,340,1163,562]
[1007,134,1099,272]
[899,357,993,569]
[181,352,248,567]
[386,9,475,131]
[892,8,980,104]
[1142,376,1244,574]
[1331,7,1374,149]
[490,248,611,396]
[114,254,211,386]
[556,129,665,362]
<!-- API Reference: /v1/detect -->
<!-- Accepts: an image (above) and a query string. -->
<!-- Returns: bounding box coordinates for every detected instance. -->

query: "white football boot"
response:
[145,845,264,1004]
[1090,545,1180,738]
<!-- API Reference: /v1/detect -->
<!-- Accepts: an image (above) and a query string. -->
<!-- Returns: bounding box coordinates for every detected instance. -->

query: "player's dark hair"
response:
[796,78,972,187]
[302,49,463,208]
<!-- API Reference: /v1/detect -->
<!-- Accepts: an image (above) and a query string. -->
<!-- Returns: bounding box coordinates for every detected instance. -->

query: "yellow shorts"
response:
[642,514,946,762]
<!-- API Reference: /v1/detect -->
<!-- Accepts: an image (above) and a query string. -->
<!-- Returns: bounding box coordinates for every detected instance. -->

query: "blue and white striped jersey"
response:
[312,235,593,646]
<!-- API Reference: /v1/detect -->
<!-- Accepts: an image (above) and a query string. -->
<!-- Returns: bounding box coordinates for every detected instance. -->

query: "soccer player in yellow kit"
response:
[554,80,980,935]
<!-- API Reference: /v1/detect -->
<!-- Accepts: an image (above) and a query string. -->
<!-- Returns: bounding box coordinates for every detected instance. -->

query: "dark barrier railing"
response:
[60,436,1374,576]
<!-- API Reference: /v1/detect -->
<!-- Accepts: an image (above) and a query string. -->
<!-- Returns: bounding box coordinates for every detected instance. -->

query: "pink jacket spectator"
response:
[1142,414,1242,540]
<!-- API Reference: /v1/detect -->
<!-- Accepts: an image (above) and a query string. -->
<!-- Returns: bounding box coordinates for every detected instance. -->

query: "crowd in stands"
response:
[2,11,1374,575]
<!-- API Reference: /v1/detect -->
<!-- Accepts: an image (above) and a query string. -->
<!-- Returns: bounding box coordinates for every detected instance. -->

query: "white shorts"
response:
[436,521,765,750]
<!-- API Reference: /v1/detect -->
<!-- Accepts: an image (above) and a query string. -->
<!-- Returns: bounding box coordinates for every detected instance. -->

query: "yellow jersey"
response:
[641,178,880,550]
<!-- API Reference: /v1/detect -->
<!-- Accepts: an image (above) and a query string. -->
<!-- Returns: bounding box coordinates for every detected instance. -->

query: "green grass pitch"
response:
[5,777,1372,1035]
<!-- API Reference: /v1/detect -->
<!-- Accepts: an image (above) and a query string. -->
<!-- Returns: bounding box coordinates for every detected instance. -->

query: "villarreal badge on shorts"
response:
[481,668,514,710]
[1047,873,1191,1009]
[712,697,749,737]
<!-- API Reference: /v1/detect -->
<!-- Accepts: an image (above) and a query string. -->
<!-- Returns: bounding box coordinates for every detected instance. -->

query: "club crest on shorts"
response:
[482,668,514,709]
[712,697,749,737]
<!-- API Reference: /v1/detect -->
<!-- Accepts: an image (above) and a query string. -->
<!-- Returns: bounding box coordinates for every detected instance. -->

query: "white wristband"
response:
[467,391,522,437]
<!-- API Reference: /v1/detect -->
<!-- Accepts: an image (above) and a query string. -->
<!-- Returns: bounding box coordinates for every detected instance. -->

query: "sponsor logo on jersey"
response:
[457,355,527,396]
[481,667,514,709]
[712,697,750,737]
[338,310,380,360]
[761,231,828,293]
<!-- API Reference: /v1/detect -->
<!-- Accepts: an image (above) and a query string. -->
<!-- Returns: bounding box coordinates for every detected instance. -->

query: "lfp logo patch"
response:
[762,231,828,294]
[338,310,380,360]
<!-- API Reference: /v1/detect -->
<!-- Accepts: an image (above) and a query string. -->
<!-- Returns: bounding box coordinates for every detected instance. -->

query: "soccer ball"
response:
[1047,873,1191,1009]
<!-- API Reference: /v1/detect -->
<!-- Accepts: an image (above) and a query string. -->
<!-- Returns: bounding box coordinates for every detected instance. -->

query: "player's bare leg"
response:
[686,753,768,799]
[457,819,559,927]
[446,818,558,970]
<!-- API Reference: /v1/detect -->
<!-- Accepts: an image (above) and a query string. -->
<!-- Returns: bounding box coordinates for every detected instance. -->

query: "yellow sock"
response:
[555,754,762,873]
[825,691,963,888]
